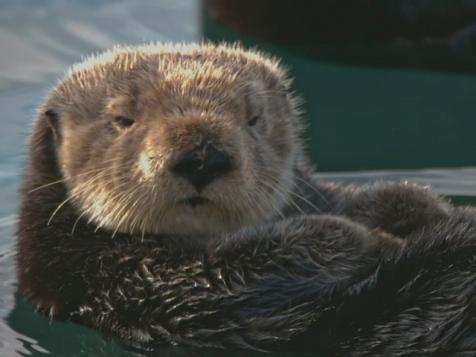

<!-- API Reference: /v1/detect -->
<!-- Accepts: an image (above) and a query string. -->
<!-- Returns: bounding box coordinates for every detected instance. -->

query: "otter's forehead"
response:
[55,43,286,107]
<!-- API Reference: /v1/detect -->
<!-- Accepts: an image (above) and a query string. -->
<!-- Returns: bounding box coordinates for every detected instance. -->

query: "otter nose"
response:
[172,141,232,192]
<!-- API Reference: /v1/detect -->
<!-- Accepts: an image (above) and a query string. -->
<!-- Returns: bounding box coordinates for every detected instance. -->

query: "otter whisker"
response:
[288,191,322,214]
[130,189,154,235]
[110,185,142,238]
[29,178,68,193]
[126,188,149,234]
[262,171,325,215]
[143,186,163,235]
[31,170,102,194]
[263,180,306,217]
[90,180,138,233]
[243,188,274,222]
[68,165,132,201]
[293,175,333,211]
[247,178,285,223]
[47,196,75,226]
[256,179,290,219]
[258,172,307,216]
[53,161,122,212]
[70,173,134,231]
[71,209,89,235]
[29,158,124,193]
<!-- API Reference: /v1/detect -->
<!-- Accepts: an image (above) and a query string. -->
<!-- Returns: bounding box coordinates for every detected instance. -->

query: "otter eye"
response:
[248,115,259,127]
[113,116,135,129]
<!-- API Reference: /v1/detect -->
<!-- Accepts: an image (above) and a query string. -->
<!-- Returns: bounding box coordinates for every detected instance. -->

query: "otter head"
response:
[41,43,303,235]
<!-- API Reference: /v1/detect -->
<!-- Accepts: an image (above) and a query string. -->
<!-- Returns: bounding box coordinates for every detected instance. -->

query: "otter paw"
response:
[342,182,452,237]
[212,214,403,288]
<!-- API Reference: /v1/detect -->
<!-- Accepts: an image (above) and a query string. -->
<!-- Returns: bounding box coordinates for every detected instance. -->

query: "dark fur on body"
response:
[18,44,476,355]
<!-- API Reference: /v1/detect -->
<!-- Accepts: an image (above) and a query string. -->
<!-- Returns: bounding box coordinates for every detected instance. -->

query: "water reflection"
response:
[0,319,48,356]
[7,295,138,357]
[0,0,200,83]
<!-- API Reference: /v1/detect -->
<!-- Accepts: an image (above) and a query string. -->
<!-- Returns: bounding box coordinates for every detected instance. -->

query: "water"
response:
[1,1,476,356]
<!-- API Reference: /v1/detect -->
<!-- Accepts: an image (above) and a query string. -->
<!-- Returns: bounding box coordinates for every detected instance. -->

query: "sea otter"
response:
[17,43,476,355]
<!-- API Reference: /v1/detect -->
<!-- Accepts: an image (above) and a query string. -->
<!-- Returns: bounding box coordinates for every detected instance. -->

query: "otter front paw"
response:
[213,214,403,279]
[342,182,451,237]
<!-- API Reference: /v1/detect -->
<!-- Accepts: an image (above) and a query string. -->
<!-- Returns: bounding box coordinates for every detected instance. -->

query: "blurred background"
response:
[205,0,476,171]
[0,0,475,356]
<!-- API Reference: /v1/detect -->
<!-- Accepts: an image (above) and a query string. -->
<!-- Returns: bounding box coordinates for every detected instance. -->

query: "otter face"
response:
[44,44,302,235]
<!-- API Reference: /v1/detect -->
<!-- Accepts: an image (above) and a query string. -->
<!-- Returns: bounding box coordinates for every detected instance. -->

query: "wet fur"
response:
[17,43,476,355]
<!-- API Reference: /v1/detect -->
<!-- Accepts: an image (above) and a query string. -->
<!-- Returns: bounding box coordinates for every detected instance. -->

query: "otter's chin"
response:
[181,196,210,207]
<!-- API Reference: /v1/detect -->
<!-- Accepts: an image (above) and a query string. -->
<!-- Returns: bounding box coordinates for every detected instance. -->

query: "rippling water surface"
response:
[1,1,476,356]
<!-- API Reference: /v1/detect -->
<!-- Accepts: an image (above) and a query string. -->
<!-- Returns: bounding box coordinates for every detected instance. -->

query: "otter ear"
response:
[44,109,62,142]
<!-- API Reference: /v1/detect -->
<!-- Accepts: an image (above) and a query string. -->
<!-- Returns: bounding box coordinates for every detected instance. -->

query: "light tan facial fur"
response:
[43,43,304,235]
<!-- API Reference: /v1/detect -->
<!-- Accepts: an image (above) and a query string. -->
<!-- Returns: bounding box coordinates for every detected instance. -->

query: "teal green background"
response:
[205,19,476,171]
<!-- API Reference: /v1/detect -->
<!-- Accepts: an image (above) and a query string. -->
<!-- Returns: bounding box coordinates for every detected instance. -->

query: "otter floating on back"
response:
[17,43,476,355]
